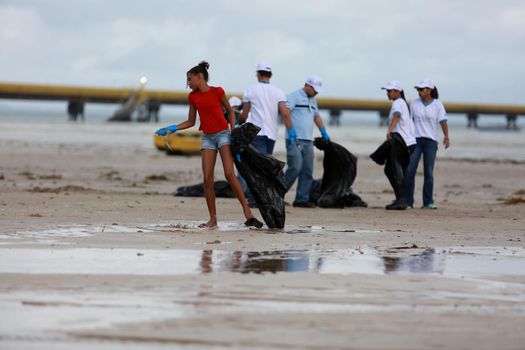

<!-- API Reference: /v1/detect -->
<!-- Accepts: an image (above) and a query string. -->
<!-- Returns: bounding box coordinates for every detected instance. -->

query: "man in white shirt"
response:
[238,62,293,154]
[237,62,293,207]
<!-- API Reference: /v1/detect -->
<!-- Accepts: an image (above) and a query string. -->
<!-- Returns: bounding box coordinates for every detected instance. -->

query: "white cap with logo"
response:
[414,79,435,89]
[305,75,323,93]
[256,62,272,72]
[381,80,403,91]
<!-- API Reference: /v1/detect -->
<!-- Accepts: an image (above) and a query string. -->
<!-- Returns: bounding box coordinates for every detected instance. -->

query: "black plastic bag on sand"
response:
[231,123,286,229]
[312,138,367,208]
[174,180,234,198]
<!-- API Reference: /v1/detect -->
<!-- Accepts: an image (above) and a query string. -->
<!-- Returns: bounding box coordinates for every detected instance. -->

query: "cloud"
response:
[0,0,523,104]
[0,5,47,56]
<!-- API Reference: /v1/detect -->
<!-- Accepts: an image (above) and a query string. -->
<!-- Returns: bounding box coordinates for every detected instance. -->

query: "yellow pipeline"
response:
[1,81,524,115]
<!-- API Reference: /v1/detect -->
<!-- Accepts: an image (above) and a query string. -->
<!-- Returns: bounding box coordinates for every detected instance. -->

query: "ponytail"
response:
[430,87,439,99]
[400,90,410,116]
[187,61,210,81]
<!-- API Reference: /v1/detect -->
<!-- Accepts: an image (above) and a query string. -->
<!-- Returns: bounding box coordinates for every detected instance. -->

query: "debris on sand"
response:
[19,171,36,180]
[38,174,63,180]
[502,196,525,205]
[499,190,525,205]
[99,170,122,181]
[169,223,191,229]
[145,174,170,182]
[29,185,96,193]
[206,240,222,244]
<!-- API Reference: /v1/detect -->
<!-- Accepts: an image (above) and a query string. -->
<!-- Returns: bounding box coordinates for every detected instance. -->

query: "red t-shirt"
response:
[188,86,229,134]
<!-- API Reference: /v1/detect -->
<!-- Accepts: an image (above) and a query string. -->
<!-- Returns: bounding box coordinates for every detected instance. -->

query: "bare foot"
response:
[198,220,218,229]
[244,208,254,219]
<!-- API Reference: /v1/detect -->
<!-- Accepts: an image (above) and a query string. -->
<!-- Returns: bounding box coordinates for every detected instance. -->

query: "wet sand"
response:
[1,123,525,349]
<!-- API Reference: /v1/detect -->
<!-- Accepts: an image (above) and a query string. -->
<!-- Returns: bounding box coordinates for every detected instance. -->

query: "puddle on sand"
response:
[1,246,525,349]
[1,246,524,279]
[1,224,150,244]
[136,222,340,235]
[4,222,341,243]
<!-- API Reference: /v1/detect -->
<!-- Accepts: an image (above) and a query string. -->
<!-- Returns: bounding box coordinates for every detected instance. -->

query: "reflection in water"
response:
[382,248,445,274]
[198,248,445,275]
[1,246,523,277]
[200,250,322,274]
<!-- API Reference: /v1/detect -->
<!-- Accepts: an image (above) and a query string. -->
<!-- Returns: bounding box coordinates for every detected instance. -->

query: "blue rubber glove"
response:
[319,127,330,143]
[155,124,178,136]
[287,128,297,145]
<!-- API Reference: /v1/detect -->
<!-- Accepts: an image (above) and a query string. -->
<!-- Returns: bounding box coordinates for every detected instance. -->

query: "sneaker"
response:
[406,205,413,209]
[293,201,316,208]
[385,198,407,210]
[245,217,263,228]
[422,203,437,209]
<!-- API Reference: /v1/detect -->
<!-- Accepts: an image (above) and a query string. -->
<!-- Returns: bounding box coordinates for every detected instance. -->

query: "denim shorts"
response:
[201,130,231,150]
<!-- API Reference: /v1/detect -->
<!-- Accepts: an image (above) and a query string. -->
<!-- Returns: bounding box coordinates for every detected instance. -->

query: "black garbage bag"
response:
[231,123,286,228]
[309,179,367,208]
[370,133,410,199]
[312,138,367,208]
[174,180,235,198]
[369,133,409,166]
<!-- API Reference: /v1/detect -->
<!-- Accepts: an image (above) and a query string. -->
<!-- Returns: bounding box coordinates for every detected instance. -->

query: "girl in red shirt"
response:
[155,61,262,229]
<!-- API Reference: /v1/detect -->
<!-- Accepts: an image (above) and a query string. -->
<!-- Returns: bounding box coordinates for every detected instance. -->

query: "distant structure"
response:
[0,82,523,128]
[467,112,478,128]
[67,100,85,122]
[109,94,140,122]
[328,109,341,126]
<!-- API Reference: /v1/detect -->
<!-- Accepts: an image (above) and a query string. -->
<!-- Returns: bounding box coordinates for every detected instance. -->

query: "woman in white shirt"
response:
[370,80,416,210]
[406,79,450,209]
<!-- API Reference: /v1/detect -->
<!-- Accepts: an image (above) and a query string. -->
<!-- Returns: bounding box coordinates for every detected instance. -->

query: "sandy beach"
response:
[1,121,525,349]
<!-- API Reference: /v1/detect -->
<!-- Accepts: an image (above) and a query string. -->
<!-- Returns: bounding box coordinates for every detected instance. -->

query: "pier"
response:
[0,81,523,128]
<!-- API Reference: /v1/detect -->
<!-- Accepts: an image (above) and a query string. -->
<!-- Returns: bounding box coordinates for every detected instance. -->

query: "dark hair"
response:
[257,70,272,78]
[430,87,439,99]
[187,61,210,81]
[400,90,410,115]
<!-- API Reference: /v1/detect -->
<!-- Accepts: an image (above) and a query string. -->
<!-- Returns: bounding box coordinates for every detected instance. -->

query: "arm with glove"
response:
[279,102,297,145]
[154,103,197,136]
[155,124,178,136]
[314,114,330,143]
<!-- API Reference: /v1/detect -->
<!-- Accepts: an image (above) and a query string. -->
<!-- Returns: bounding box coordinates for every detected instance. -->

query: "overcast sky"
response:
[1,0,524,104]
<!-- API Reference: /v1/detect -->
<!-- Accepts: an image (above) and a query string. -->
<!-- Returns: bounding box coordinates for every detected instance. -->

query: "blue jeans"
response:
[406,137,438,206]
[238,135,276,204]
[250,135,275,154]
[285,139,314,203]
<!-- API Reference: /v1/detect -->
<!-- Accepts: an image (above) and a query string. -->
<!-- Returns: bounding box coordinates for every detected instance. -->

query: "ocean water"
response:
[0,102,523,161]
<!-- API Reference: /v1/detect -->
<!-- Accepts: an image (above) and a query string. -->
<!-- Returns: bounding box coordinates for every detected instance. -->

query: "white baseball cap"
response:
[228,96,242,107]
[305,75,323,93]
[256,61,272,72]
[381,80,403,91]
[414,79,435,89]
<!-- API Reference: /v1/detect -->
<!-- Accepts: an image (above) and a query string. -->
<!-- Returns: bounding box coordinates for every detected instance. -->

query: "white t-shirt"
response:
[389,98,416,146]
[410,98,447,142]
[242,82,287,141]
